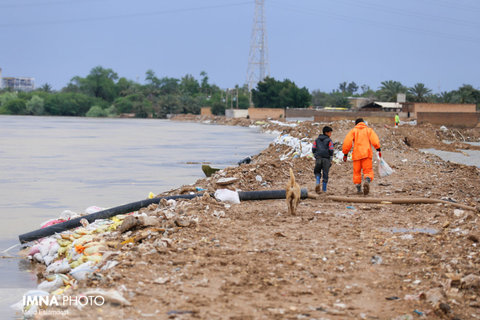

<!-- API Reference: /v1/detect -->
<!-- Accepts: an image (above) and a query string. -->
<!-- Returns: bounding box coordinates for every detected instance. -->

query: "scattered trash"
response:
[413,309,424,316]
[274,134,313,159]
[255,175,263,182]
[386,296,400,300]
[392,315,413,320]
[371,255,383,265]
[153,277,169,284]
[167,310,195,316]
[70,261,96,281]
[202,164,220,177]
[81,288,131,306]
[461,274,480,289]
[381,227,438,235]
[214,189,240,204]
[216,177,239,185]
[212,210,226,218]
[238,156,252,165]
[37,274,67,292]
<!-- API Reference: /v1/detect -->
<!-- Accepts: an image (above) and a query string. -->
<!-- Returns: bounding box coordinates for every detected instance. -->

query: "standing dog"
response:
[286,168,301,215]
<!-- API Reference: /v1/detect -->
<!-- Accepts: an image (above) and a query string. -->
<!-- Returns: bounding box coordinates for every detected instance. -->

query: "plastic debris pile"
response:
[13,196,213,317]
[274,134,313,160]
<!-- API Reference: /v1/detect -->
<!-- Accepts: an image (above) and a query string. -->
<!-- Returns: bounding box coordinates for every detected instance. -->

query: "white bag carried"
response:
[377,154,394,177]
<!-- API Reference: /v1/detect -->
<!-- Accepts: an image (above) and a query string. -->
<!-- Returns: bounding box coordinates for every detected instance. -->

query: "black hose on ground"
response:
[18,189,309,244]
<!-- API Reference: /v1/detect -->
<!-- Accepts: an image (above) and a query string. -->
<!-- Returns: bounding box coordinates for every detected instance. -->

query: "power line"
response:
[0,0,105,9]
[269,0,480,44]
[334,0,480,29]
[0,1,251,28]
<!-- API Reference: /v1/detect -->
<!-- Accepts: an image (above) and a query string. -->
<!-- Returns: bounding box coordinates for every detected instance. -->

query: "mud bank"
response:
[22,115,480,320]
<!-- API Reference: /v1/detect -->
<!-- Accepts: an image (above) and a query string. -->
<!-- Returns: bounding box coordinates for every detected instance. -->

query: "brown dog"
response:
[286,168,301,215]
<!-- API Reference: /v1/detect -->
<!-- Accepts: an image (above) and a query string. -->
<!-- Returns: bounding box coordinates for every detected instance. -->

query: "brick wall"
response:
[417,112,480,128]
[403,103,476,115]
[285,108,317,118]
[312,111,398,125]
[248,108,285,120]
[225,109,249,118]
[200,107,212,116]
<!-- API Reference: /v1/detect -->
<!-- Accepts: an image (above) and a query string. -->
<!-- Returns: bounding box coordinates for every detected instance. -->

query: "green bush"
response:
[86,105,108,117]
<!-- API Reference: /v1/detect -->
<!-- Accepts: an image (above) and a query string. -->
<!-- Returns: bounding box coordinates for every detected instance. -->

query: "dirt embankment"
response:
[41,116,480,320]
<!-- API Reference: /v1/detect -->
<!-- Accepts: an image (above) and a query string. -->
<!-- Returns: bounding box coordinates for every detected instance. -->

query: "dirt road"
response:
[40,117,480,319]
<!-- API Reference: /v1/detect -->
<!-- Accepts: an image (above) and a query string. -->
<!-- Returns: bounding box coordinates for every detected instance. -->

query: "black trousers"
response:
[314,158,331,183]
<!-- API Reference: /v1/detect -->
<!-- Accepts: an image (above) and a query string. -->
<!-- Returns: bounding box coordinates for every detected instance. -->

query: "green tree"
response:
[211,101,225,115]
[0,92,18,106]
[455,84,480,104]
[132,100,152,118]
[155,94,180,118]
[44,92,100,116]
[3,98,27,114]
[377,80,407,102]
[329,92,351,108]
[86,105,108,117]
[252,77,311,108]
[311,90,329,107]
[408,83,432,102]
[26,95,45,115]
[436,91,459,103]
[39,83,53,93]
[179,74,200,95]
[116,77,138,97]
[68,66,119,102]
[113,94,145,114]
[346,82,359,95]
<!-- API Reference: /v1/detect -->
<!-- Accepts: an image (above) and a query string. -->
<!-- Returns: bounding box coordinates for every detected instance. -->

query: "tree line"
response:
[0,66,479,117]
[312,80,480,108]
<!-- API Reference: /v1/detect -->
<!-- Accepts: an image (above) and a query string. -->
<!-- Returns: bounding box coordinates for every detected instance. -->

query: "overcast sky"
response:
[1,0,479,93]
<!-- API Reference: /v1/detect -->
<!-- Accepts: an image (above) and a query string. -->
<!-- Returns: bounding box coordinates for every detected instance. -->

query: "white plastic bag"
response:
[70,261,95,281]
[214,189,240,204]
[378,157,394,177]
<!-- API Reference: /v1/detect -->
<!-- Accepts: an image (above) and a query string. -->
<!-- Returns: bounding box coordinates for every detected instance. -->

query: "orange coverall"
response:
[342,122,381,185]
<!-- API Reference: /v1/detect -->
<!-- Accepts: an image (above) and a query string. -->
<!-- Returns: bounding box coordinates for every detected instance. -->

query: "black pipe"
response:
[18,193,202,244]
[18,189,309,244]
[238,189,308,201]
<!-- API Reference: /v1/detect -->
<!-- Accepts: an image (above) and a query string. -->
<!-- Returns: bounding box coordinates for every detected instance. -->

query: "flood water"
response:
[421,148,480,168]
[0,116,275,317]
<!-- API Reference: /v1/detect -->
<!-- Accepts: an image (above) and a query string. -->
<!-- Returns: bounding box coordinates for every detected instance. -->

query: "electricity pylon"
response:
[247,0,270,104]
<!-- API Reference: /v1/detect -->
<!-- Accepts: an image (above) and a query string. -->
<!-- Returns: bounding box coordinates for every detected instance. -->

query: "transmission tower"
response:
[247,0,270,97]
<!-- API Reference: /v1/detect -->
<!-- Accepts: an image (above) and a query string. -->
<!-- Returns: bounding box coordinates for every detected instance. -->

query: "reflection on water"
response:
[0,115,275,318]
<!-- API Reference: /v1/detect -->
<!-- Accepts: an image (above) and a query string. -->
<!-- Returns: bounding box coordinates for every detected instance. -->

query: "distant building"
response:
[348,97,374,110]
[402,102,476,117]
[360,101,402,112]
[0,68,35,91]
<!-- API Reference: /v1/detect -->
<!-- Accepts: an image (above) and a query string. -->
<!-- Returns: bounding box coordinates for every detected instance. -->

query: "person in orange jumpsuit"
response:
[342,118,381,195]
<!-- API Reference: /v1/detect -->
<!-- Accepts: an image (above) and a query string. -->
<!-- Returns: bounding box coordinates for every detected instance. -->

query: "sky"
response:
[0,0,479,94]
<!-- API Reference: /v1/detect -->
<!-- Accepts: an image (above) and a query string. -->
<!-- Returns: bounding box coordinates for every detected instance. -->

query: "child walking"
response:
[312,126,333,193]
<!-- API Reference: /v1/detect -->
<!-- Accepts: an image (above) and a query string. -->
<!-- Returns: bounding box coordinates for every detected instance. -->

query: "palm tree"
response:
[456,84,480,104]
[408,83,432,102]
[39,83,53,93]
[377,80,407,102]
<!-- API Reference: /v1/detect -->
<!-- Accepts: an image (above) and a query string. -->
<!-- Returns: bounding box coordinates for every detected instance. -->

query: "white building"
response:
[0,68,35,91]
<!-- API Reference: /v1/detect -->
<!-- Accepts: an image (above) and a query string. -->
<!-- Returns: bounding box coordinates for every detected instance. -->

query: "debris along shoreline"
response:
[16,115,480,319]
